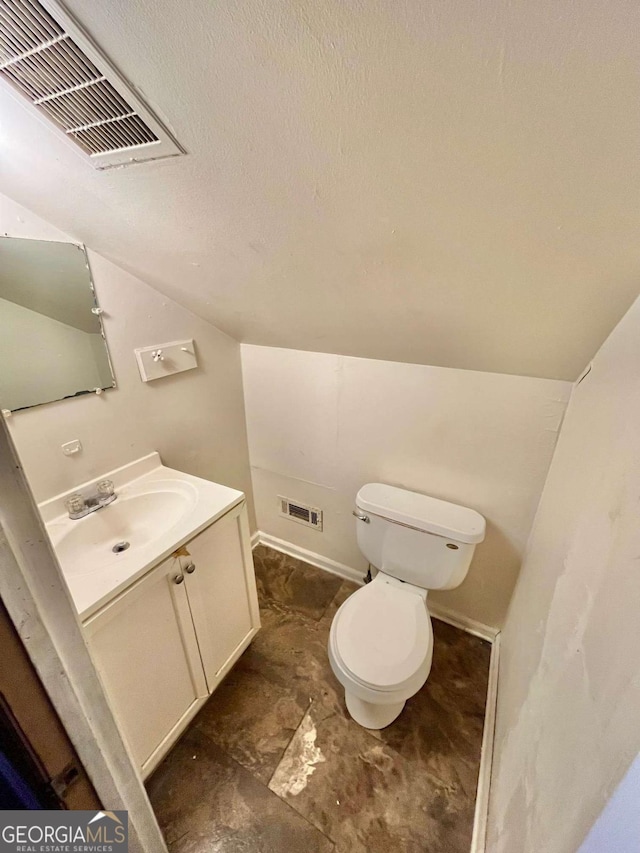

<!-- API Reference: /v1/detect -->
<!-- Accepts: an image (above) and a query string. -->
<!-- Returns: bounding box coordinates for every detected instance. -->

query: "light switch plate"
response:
[134,339,198,382]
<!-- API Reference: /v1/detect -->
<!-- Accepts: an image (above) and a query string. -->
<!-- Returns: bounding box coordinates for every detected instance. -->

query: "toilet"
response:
[328,483,485,729]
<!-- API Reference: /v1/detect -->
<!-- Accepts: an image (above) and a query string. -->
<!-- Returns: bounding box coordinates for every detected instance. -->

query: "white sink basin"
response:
[39,452,245,620]
[50,482,197,577]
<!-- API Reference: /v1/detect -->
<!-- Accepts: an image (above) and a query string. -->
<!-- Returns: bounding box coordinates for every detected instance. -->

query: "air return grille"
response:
[279,497,323,531]
[0,0,183,167]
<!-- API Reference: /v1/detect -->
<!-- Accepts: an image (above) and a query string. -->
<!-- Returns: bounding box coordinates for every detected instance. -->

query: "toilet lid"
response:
[333,580,432,691]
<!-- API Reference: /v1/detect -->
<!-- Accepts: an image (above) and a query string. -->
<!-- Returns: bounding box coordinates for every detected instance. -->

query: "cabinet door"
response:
[183,502,260,691]
[84,556,207,774]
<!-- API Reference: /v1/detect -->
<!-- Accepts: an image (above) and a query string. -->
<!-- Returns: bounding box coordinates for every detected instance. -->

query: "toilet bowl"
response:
[328,483,485,729]
[328,573,433,728]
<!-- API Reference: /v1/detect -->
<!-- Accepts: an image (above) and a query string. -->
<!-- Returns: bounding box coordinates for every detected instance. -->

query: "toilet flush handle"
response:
[352,510,370,523]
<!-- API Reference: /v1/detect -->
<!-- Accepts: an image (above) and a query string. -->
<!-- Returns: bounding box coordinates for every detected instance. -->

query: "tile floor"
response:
[147,545,491,853]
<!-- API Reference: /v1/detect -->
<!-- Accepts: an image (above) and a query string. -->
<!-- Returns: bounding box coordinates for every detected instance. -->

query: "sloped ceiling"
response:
[1,0,638,380]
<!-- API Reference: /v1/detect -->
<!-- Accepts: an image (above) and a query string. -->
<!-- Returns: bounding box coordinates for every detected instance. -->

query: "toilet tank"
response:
[355,484,485,590]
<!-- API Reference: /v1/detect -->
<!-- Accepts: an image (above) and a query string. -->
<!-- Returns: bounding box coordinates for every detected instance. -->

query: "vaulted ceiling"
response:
[1,0,638,380]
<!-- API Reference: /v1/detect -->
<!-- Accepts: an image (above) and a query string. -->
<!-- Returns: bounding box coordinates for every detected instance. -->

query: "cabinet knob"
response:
[184,562,196,574]
[173,574,184,585]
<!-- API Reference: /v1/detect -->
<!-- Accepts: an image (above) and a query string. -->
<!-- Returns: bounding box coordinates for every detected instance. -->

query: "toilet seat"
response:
[330,576,433,693]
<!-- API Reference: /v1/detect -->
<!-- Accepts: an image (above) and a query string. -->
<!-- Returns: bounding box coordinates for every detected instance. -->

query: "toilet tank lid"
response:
[356,483,485,544]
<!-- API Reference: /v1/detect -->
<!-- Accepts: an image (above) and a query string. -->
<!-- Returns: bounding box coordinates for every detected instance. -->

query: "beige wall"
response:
[0,194,254,525]
[488,295,640,852]
[241,345,571,629]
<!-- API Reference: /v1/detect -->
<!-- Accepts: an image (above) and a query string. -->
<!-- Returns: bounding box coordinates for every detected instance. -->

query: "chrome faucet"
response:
[65,479,117,520]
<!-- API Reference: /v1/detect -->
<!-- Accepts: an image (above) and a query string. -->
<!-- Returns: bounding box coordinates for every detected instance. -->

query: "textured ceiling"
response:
[1,0,639,380]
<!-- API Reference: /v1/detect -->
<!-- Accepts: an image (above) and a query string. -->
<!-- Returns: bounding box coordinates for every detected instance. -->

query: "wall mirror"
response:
[0,236,115,412]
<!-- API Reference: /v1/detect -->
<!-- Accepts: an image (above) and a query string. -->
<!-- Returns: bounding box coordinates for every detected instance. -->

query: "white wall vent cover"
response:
[0,0,183,168]
[279,496,323,531]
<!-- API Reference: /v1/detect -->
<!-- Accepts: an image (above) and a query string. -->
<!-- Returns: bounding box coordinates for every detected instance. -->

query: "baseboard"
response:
[427,600,499,643]
[253,529,499,852]
[470,631,500,853]
[253,531,499,642]
[255,532,366,586]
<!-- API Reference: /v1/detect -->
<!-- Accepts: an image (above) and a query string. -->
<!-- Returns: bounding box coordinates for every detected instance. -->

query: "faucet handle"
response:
[65,493,86,516]
[97,479,115,498]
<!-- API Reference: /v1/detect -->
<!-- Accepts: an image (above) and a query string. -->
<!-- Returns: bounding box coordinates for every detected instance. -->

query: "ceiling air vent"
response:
[279,496,323,531]
[0,0,183,168]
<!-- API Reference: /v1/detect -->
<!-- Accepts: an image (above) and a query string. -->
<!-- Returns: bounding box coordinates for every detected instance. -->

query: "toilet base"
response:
[345,690,405,730]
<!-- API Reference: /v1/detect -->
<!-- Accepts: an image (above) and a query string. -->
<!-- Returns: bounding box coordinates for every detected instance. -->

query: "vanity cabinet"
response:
[177,504,256,692]
[83,501,259,777]
[83,552,207,774]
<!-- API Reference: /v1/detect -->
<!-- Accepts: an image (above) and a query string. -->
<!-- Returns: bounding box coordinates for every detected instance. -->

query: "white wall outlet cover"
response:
[134,339,198,382]
[62,439,82,456]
